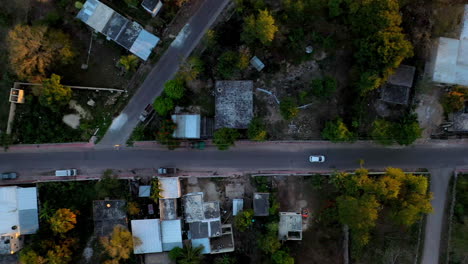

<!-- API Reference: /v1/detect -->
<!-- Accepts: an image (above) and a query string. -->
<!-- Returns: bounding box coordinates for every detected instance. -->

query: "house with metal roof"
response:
[215,81,254,129]
[93,200,127,237]
[171,114,201,139]
[141,0,163,17]
[253,193,270,216]
[428,5,468,86]
[278,212,302,241]
[158,177,181,199]
[0,186,39,254]
[161,220,183,251]
[77,0,160,61]
[132,219,163,254]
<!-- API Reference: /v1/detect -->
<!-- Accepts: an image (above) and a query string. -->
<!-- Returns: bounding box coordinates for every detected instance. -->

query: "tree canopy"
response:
[36,74,72,112]
[234,209,254,231]
[242,9,278,45]
[119,55,139,73]
[321,118,355,142]
[168,244,204,264]
[49,208,77,234]
[279,97,299,120]
[164,78,186,100]
[101,225,141,262]
[248,118,268,141]
[213,128,240,150]
[153,96,174,116]
[7,25,75,81]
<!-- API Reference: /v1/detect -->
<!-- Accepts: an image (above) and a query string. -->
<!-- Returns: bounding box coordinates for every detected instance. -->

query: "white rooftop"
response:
[161,220,183,251]
[431,5,468,85]
[131,219,163,254]
[158,177,181,199]
[0,187,38,236]
[171,114,201,139]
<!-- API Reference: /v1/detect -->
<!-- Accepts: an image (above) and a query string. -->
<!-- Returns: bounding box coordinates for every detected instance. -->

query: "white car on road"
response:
[309,155,325,163]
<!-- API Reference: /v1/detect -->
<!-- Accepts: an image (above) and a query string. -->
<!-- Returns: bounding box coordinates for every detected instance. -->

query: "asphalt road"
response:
[98,0,230,146]
[1,144,467,173]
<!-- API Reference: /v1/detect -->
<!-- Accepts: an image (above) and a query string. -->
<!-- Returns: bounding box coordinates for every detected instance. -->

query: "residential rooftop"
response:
[93,200,127,237]
[278,212,303,241]
[215,81,254,129]
[253,193,270,216]
[158,177,181,199]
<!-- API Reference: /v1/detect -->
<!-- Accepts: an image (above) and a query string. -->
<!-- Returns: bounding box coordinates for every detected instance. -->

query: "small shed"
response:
[232,199,244,216]
[131,219,163,254]
[278,212,302,241]
[141,0,163,17]
[250,56,265,71]
[161,220,183,251]
[253,193,270,216]
[215,81,254,129]
[380,65,415,105]
[138,185,151,197]
[158,177,181,199]
[171,114,201,139]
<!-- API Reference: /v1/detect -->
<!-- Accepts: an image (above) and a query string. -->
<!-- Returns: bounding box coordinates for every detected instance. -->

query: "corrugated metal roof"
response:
[132,219,163,254]
[0,187,19,235]
[250,56,265,71]
[139,186,151,197]
[233,199,243,216]
[0,187,38,236]
[130,29,160,61]
[158,177,181,199]
[191,238,211,254]
[171,114,201,139]
[161,220,183,251]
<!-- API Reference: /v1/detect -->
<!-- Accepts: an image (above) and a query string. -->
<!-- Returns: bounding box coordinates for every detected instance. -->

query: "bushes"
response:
[371,115,422,146]
[441,90,466,114]
[311,76,337,99]
[321,119,355,142]
[36,74,72,112]
[279,97,299,120]
[248,118,268,141]
[156,119,180,150]
[164,78,185,100]
[234,209,254,231]
[153,96,174,116]
[217,51,240,79]
[213,128,240,150]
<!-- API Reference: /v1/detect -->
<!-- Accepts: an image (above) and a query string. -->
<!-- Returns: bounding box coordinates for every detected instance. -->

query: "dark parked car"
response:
[1,172,17,180]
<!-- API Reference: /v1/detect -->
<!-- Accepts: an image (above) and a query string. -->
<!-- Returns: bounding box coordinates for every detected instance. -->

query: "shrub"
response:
[371,119,394,145]
[153,96,174,116]
[164,78,185,100]
[441,91,465,114]
[279,97,299,120]
[217,51,239,79]
[272,250,295,264]
[213,128,240,150]
[234,209,254,231]
[321,119,355,142]
[311,76,337,99]
[248,118,268,141]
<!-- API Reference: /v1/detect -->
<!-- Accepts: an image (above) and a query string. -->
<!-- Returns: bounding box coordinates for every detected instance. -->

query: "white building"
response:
[0,187,39,254]
[131,219,183,254]
[171,114,201,139]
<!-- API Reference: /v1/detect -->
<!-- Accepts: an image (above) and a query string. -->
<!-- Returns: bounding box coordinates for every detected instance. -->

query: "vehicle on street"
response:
[55,169,78,176]
[309,155,325,163]
[157,167,177,175]
[139,104,154,122]
[1,172,17,180]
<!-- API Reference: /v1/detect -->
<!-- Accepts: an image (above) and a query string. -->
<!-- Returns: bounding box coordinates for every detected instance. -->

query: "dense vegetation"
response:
[449,174,468,263]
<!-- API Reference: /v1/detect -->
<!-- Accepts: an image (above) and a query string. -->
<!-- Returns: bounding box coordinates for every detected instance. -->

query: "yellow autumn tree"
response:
[49,208,77,234]
[7,25,75,82]
[241,9,278,45]
[101,225,141,261]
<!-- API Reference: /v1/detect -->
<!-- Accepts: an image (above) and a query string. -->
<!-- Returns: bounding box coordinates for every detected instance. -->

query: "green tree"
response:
[216,51,239,79]
[164,78,185,100]
[118,55,139,73]
[49,208,77,234]
[393,114,422,146]
[356,70,383,95]
[311,77,337,99]
[279,97,299,120]
[213,128,240,150]
[95,169,124,199]
[7,25,75,81]
[442,91,465,113]
[234,209,254,231]
[328,0,344,18]
[272,250,295,264]
[371,119,394,145]
[169,244,204,264]
[153,96,174,116]
[321,118,355,142]
[180,57,205,81]
[127,201,140,216]
[241,9,278,45]
[214,255,237,264]
[248,118,268,141]
[19,249,47,264]
[35,74,72,112]
[101,225,141,261]
[258,233,281,253]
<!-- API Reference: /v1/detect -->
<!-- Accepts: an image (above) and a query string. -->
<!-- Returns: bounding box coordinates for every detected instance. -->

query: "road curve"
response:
[98,0,230,146]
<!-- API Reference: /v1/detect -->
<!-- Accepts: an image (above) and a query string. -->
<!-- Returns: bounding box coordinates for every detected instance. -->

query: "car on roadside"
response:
[309,155,325,163]
[1,172,17,180]
[55,169,77,177]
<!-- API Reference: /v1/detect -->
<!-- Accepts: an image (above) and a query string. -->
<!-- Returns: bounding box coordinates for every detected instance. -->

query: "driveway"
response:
[98,0,230,146]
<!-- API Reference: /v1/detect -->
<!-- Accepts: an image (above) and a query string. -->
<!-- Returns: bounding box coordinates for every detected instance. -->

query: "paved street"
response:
[98,0,230,146]
[1,143,467,174]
